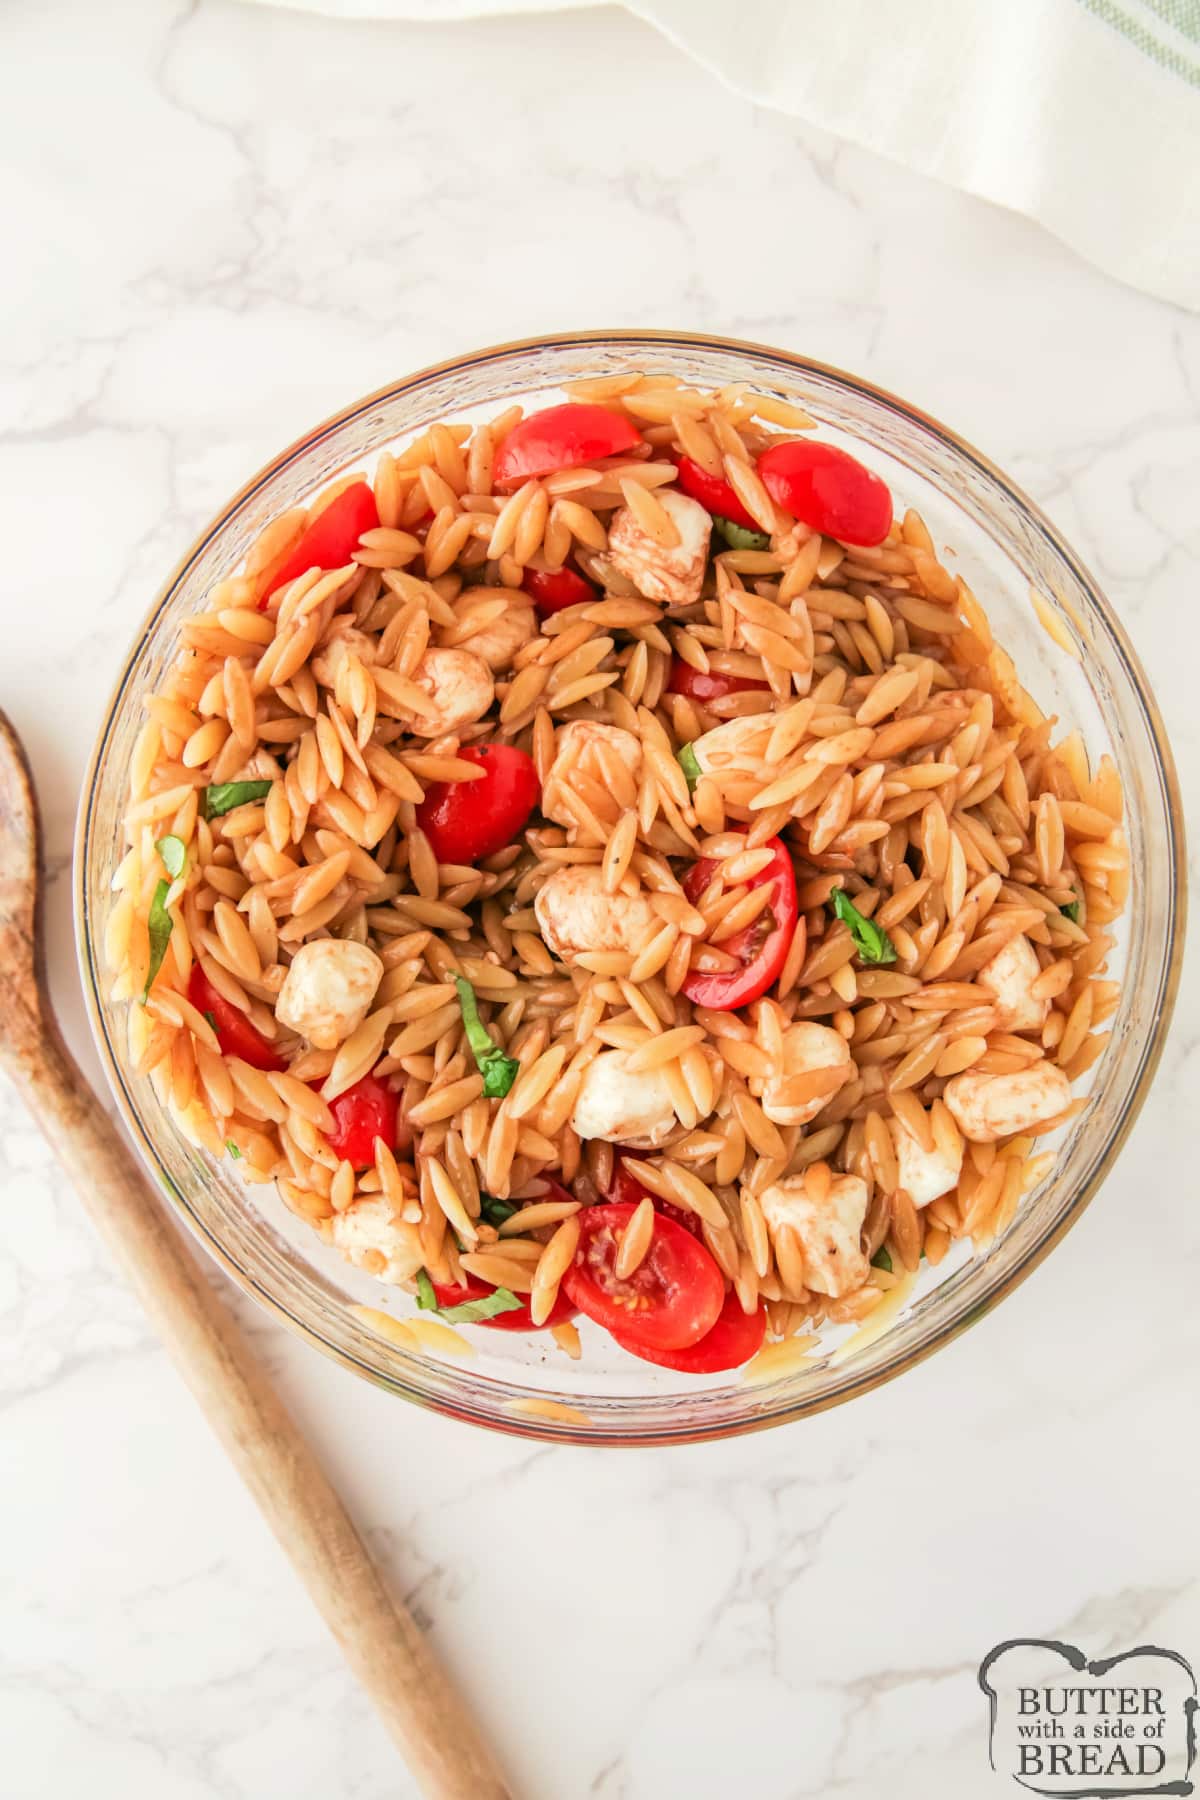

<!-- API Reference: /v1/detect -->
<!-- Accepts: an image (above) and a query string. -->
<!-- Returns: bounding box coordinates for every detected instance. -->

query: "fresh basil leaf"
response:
[1061,898,1081,923]
[480,1194,517,1227]
[202,1010,218,1031]
[713,514,770,551]
[202,779,273,819]
[455,975,519,1099]
[141,880,173,1002]
[226,1140,242,1159]
[155,834,187,879]
[871,1245,893,1272]
[678,743,701,792]
[481,1060,519,1100]
[437,1287,523,1325]
[414,1267,523,1325]
[829,887,897,966]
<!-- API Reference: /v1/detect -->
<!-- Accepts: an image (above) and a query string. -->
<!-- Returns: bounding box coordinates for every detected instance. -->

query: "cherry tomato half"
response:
[563,1202,724,1351]
[188,965,287,1072]
[667,657,769,706]
[672,454,760,531]
[680,834,798,1012]
[257,480,380,608]
[493,404,641,489]
[416,744,540,865]
[521,564,599,616]
[609,1153,702,1237]
[612,1290,766,1373]
[322,1073,402,1169]
[757,441,892,548]
[429,1276,577,1333]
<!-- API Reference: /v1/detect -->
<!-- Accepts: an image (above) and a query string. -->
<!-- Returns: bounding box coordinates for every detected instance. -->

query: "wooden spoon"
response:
[0,711,512,1800]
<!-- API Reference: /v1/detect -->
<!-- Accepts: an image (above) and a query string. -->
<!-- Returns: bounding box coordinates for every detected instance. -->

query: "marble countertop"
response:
[2,2,1197,1795]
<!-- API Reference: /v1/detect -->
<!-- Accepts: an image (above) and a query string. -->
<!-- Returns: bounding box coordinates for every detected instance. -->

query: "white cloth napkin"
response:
[246,0,1200,312]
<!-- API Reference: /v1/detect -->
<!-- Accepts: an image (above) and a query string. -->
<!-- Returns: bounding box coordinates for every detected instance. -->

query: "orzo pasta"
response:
[109,371,1127,1373]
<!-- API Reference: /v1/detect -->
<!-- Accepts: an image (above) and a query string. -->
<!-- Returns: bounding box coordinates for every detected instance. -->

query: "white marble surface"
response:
[1,2,1197,1795]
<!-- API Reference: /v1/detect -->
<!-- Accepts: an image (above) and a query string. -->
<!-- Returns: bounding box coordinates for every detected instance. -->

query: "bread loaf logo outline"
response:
[979,1640,1197,1797]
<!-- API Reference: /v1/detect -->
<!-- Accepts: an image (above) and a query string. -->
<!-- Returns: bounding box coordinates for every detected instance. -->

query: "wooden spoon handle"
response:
[21,1019,511,1800]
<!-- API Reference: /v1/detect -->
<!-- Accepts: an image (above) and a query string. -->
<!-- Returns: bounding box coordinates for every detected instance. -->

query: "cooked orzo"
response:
[107,371,1128,1374]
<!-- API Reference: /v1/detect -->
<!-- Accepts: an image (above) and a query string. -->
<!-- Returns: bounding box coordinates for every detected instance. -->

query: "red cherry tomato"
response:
[322,1073,401,1169]
[612,1290,766,1373]
[757,441,892,547]
[667,657,769,706]
[680,835,798,1012]
[563,1202,724,1351]
[257,480,380,608]
[416,744,540,864]
[673,454,760,531]
[493,404,641,489]
[429,1276,576,1333]
[188,965,287,1072]
[609,1154,702,1237]
[521,564,599,616]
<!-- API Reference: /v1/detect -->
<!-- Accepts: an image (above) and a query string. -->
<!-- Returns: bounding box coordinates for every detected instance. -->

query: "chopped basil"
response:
[480,1194,517,1228]
[141,880,173,1002]
[871,1246,894,1273]
[155,833,187,879]
[226,1140,242,1159]
[202,779,273,820]
[1061,898,1081,923]
[202,1010,218,1031]
[829,887,897,966]
[678,742,701,792]
[441,1287,522,1324]
[713,514,770,552]
[415,1267,522,1325]
[455,976,519,1099]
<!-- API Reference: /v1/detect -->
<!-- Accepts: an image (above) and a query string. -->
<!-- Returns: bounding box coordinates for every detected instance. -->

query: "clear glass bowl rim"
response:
[74,329,1188,1445]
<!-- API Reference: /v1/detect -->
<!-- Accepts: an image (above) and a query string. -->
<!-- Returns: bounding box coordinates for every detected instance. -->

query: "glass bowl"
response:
[75,332,1186,1444]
